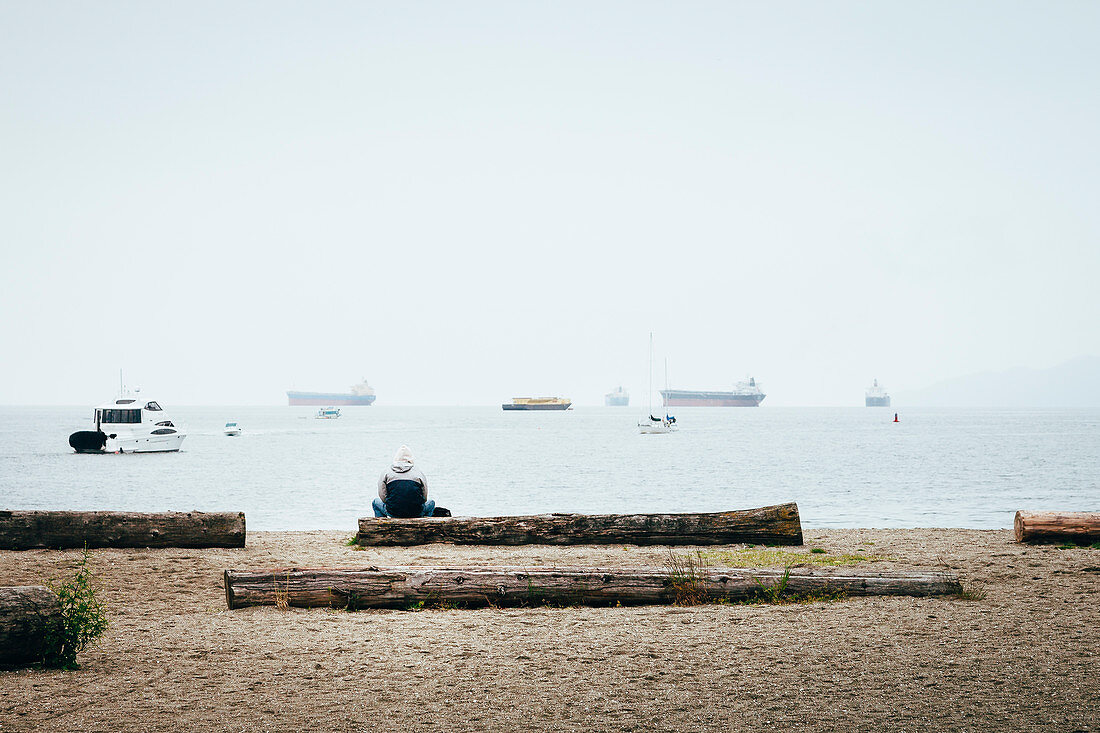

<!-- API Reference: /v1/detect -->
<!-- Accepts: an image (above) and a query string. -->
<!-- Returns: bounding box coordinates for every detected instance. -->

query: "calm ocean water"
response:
[1,406,1097,531]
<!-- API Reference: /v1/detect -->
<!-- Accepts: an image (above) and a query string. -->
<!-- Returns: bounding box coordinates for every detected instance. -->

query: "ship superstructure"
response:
[865,379,891,407]
[661,377,766,407]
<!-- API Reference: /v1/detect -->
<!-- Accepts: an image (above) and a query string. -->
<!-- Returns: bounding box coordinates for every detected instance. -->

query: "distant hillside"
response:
[897,355,1100,408]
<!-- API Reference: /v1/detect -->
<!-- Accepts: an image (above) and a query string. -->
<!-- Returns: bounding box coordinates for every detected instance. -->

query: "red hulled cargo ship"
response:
[287,378,376,406]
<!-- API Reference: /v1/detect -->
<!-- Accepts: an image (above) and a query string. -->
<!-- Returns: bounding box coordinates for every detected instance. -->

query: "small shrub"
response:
[810,548,826,554]
[42,547,109,669]
[666,550,709,606]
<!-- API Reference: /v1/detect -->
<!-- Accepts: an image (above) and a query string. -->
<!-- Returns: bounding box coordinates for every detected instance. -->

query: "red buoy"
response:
[893,413,899,422]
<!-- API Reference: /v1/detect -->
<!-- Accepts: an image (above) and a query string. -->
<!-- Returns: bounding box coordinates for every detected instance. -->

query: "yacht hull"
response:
[114,433,186,453]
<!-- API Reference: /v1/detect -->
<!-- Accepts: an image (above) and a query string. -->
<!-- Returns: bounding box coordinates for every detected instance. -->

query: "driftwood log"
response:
[0,510,246,550]
[0,586,60,666]
[356,503,803,547]
[1014,510,1100,544]
[224,566,961,609]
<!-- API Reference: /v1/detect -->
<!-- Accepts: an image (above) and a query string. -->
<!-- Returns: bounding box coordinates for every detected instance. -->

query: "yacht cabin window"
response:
[145,402,162,411]
[97,408,142,424]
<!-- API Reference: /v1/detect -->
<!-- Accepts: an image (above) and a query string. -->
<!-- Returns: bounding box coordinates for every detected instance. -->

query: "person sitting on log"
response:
[373,445,436,518]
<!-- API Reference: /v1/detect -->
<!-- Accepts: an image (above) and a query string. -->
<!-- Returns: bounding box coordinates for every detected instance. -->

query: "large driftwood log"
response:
[1014,510,1100,544]
[0,510,246,550]
[224,566,961,609]
[356,503,803,546]
[0,586,60,666]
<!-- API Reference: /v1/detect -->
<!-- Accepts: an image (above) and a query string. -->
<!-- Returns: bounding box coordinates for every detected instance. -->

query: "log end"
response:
[223,570,235,609]
[1013,510,1025,543]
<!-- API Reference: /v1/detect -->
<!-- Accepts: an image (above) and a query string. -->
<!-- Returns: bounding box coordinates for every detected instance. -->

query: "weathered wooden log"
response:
[356,503,803,546]
[0,510,246,550]
[0,586,61,666]
[224,565,961,609]
[1014,510,1100,544]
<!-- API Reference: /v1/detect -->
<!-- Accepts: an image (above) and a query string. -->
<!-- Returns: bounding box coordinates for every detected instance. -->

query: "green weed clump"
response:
[748,564,847,605]
[42,547,109,669]
[344,535,360,547]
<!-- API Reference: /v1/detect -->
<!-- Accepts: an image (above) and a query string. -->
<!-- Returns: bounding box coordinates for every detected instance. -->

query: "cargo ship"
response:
[865,379,891,407]
[502,397,572,411]
[287,378,376,406]
[661,378,765,407]
[605,386,629,406]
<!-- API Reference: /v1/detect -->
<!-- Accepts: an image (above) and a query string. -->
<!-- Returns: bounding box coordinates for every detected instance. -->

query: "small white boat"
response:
[224,421,241,436]
[314,407,341,419]
[638,414,677,434]
[69,394,187,453]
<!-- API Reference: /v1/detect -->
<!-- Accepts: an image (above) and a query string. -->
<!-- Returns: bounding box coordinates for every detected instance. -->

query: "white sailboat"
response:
[638,333,677,434]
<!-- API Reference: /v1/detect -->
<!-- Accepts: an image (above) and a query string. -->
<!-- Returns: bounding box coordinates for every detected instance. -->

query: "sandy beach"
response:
[1,529,1097,732]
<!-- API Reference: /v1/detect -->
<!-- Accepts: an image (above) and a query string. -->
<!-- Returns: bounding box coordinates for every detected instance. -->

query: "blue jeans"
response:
[373,497,436,518]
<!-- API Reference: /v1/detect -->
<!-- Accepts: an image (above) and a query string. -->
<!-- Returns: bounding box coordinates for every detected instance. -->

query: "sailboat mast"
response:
[664,357,668,414]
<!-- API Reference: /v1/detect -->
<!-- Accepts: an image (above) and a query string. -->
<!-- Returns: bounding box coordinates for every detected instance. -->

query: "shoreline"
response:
[1,529,1097,731]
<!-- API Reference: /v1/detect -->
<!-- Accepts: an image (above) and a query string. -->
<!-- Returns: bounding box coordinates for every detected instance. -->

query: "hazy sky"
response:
[2,1,1097,406]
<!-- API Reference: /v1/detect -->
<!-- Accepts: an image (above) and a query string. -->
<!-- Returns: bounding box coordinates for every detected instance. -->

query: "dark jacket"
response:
[377,460,428,518]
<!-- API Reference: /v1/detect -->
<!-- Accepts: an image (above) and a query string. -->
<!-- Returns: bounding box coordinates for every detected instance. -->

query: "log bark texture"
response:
[1014,510,1100,544]
[356,503,803,547]
[0,510,246,550]
[224,565,961,609]
[0,586,60,666]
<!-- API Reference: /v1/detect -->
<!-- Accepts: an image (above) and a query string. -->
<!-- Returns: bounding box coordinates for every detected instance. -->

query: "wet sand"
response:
[1,529,1097,731]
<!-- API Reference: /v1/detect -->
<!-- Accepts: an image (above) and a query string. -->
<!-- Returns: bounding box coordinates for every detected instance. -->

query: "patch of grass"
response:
[699,547,891,568]
[344,535,360,547]
[1093,542,1100,550]
[42,546,109,669]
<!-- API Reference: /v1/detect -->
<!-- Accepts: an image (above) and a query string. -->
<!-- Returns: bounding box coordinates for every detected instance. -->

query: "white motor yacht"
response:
[224,421,241,436]
[88,395,186,453]
[314,407,341,419]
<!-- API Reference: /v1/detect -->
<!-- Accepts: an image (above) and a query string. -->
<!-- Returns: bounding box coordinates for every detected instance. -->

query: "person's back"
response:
[374,445,435,518]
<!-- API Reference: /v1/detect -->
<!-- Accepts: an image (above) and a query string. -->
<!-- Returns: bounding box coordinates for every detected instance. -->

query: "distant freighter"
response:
[502,397,572,411]
[605,386,629,406]
[287,378,376,406]
[661,378,766,407]
[865,379,891,407]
